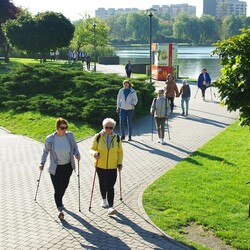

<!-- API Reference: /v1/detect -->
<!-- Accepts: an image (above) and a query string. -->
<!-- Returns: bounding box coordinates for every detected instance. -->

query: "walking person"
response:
[79,51,85,65]
[39,118,81,220]
[86,54,91,70]
[90,118,123,216]
[150,89,170,144]
[125,60,133,78]
[179,79,191,116]
[116,80,138,141]
[197,68,211,101]
[164,74,179,114]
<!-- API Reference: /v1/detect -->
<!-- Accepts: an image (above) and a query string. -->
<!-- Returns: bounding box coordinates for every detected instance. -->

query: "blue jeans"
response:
[120,109,134,137]
[181,97,190,113]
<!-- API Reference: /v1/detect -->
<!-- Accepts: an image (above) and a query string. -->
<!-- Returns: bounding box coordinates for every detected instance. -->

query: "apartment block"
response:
[203,0,247,17]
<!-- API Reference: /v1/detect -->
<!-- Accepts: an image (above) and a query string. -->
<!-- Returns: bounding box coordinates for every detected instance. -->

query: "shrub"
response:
[0,64,155,126]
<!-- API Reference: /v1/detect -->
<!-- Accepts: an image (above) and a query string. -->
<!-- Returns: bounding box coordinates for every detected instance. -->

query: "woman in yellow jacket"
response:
[90,118,123,215]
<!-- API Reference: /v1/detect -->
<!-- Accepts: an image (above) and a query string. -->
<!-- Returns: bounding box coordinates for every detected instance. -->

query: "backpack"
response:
[96,133,120,144]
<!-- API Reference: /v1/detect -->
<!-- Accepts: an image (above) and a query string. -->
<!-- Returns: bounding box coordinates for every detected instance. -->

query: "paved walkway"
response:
[0,65,238,249]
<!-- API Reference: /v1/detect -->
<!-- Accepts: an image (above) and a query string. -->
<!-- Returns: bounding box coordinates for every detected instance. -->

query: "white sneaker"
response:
[161,139,165,145]
[100,199,109,208]
[108,207,117,216]
[157,139,161,143]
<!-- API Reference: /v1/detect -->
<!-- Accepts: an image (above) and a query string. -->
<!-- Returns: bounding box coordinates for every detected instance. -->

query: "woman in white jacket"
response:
[116,80,138,141]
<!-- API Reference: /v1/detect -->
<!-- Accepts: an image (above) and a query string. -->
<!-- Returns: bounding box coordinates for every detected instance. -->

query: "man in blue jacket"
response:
[197,68,211,101]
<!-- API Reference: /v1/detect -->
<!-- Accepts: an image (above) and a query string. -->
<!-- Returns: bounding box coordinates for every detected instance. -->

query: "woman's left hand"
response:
[76,155,81,161]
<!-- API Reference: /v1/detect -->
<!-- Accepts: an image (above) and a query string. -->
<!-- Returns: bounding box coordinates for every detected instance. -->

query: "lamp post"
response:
[93,22,97,72]
[146,8,157,82]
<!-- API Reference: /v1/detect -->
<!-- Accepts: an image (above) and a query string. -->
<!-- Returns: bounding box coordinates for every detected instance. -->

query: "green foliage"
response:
[71,17,110,50]
[0,109,97,142]
[143,122,250,249]
[213,28,250,127]
[4,11,74,59]
[0,64,155,126]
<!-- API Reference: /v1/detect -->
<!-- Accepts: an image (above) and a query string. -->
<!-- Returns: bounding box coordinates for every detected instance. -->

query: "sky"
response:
[11,0,250,21]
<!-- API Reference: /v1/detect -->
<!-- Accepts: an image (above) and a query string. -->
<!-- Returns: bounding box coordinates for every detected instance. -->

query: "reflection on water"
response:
[115,46,221,80]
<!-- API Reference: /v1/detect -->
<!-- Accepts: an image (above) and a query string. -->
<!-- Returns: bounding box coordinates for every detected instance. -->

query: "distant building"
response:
[203,0,247,17]
[95,4,196,20]
[203,0,217,16]
[95,7,139,19]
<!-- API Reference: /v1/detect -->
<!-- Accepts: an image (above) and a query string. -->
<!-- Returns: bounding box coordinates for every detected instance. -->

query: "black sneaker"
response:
[128,137,132,141]
[58,211,64,220]
[121,136,125,141]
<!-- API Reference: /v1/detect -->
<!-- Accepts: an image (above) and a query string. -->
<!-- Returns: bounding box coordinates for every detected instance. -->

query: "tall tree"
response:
[199,15,218,44]
[221,15,243,39]
[213,28,250,127]
[174,13,201,44]
[0,0,21,62]
[71,17,109,51]
[4,11,74,62]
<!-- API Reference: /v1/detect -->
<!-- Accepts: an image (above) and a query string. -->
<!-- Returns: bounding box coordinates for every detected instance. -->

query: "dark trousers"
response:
[126,71,132,78]
[50,163,73,209]
[155,117,166,139]
[96,167,117,208]
[201,85,207,97]
[168,97,174,112]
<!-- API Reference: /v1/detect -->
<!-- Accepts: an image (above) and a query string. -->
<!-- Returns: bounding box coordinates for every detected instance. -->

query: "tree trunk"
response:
[4,42,10,63]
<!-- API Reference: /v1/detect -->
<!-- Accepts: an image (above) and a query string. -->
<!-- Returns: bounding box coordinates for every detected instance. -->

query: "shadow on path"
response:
[110,202,192,250]
[63,209,130,250]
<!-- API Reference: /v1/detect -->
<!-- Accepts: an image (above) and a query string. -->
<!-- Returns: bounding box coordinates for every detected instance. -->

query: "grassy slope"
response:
[0,110,97,142]
[143,121,250,250]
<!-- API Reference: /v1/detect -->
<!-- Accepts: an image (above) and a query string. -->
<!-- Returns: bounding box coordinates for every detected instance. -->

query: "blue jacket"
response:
[198,72,211,89]
[40,131,80,175]
[180,84,191,98]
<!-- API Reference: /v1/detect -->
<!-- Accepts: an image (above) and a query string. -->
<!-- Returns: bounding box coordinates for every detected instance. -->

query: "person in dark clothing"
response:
[179,79,191,116]
[197,68,211,101]
[86,55,91,70]
[125,60,132,78]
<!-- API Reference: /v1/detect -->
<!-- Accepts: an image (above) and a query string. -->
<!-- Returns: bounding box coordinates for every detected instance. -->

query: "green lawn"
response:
[0,110,97,142]
[143,121,250,250]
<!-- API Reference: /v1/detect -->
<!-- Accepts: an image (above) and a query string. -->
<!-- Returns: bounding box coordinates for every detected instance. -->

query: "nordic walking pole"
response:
[119,169,123,202]
[77,160,81,212]
[151,115,154,141]
[133,108,139,136]
[210,85,213,100]
[246,181,250,217]
[89,155,99,211]
[166,118,171,140]
[194,87,199,99]
[34,170,42,202]
[89,168,97,211]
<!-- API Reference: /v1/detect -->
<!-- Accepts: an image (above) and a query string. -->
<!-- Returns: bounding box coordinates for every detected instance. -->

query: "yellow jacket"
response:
[90,132,123,169]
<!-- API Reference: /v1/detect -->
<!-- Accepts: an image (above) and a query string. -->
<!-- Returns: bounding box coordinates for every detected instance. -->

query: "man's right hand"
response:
[39,165,44,171]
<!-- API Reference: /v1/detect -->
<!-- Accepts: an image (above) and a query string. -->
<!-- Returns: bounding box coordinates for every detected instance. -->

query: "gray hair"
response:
[102,118,116,127]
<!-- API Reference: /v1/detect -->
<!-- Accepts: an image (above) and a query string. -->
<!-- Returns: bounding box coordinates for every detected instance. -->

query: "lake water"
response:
[115,46,221,81]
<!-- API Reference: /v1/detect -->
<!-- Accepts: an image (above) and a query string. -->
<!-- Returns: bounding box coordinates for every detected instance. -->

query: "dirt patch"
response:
[182,222,237,250]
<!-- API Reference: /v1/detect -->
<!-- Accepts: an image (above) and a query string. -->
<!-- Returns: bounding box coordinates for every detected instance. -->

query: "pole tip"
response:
[89,207,91,211]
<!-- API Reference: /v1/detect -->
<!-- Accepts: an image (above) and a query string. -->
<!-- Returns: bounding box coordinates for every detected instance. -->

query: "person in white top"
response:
[116,80,138,141]
[150,89,170,144]
[39,118,80,220]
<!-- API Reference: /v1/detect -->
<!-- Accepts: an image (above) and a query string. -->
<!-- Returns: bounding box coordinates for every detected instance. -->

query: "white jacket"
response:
[117,87,138,110]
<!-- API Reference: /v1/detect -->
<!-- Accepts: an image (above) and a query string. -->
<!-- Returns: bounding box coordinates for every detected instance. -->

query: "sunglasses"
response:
[59,126,68,130]
[104,126,114,130]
